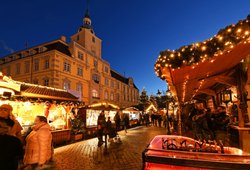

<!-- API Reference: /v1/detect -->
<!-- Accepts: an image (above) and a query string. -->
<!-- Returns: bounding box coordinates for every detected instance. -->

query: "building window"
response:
[33,79,38,84]
[63,81,70,90]
[92,36,95,43]
[24,61,30,73]
[44,59,49,69]
[77,67,83,76]
[77,35,80,41]
[16,63,20,75]
[6,66,11,76]
[111,81,114,88]
[94,60,98,68]
[44,78,49,86]
[63,62,71,72]
[110,92,114,101]
[78,51,84,60]
[92,89,98,98]
[105,78,109,86]
[92,74,99,83]
[105,66,109,73]
[76,83,82,94]
[117,93,120,102]
[117,82,120,89]
[34,59,39,71]
[104,91,109,100]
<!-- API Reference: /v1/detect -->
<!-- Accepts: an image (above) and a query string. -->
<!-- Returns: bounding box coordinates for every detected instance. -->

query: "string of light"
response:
[155,15,250,80]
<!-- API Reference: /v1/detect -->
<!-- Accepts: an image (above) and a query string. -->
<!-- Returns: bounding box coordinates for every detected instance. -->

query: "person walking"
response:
[0,117,23,170]
[0,104,23,141]
[24,116,52,169]
[124,114,129,133]
[114,112,121,132]
[97,110,106,147]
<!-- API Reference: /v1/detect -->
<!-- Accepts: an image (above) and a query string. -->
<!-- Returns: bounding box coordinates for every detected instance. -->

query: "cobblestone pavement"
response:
[53,126,167,170]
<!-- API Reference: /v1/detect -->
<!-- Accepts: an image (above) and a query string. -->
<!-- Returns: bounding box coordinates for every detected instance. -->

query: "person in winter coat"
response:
[97,110,106,147]
[24,116,52,169]
[123,114,129,133]
[114,112,121,132]
[0,104,23,141]
[0,117,23,170]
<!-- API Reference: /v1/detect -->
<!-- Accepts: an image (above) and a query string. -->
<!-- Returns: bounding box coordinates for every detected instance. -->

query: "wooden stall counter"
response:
[229,125,250,153]
[52,129,71,146]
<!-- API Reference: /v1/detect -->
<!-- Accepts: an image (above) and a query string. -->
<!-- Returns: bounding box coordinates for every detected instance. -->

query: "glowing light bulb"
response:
[237,28,242,33]
[218,36,223,41]
[201,46,207,51]
[227,28,232,32]
[245,31,249,35]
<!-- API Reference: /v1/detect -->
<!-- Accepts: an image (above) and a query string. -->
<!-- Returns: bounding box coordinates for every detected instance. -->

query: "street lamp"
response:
[166,89,172,135]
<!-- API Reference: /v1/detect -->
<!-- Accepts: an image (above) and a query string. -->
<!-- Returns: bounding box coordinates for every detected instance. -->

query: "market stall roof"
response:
[154,15,250,103]
[19,83,78,101]
[87,102,120,111]
[145,103,158,112]
[123,107,140,112]
[162,42,250,103]
[0,72,78,101]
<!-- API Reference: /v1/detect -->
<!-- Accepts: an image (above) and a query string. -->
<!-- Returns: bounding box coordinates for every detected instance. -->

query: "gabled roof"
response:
[45,41,71,56]
[110,69,138,90]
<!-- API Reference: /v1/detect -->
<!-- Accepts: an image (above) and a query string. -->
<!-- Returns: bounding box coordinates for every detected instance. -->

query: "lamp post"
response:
[166,89,172,135]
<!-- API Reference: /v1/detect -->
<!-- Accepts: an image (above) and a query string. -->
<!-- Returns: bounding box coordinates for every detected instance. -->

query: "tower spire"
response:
[81,0,92,30]
[85,0,90,18]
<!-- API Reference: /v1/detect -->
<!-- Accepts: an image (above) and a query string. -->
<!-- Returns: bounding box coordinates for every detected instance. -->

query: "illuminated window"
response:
[63,81,70,90]
[110,92,114,101]
[76,83,82,94]
[92,89,98,98]
[105,91,109,100]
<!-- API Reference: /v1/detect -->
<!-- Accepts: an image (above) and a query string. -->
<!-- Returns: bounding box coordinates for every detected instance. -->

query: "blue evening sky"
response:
[0,0,249,95]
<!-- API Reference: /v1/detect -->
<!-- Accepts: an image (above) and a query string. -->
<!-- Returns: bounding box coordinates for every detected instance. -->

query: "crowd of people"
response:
[0,104,53,170]
[97,111,128,147]
[188,105,230,143]
[140,112,177,133]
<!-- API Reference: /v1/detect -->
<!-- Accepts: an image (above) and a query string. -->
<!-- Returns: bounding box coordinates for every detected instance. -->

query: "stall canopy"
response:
[0,72,78,101]
[87,102,120,111]
[123,107,140,112]
[154,15,250,103]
